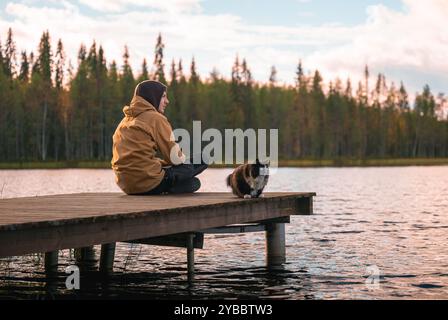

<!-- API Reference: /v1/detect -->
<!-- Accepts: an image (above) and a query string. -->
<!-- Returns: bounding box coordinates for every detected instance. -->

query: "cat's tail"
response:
[226,174,232,187]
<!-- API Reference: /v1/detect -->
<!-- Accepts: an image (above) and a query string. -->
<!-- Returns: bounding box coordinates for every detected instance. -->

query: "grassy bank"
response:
[1,158,448,169]
[278,158,448,167]
[0,161,111,169]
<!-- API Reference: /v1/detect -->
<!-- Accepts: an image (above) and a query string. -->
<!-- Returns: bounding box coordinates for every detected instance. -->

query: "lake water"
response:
[0,167,447,300]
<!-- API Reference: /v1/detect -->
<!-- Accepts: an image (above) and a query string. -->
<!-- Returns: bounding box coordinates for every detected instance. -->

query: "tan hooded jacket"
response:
[111,95,185,195]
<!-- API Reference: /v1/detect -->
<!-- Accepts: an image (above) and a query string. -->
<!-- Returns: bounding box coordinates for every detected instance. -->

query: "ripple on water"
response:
[327,230,365,235]
[412,283,445,289]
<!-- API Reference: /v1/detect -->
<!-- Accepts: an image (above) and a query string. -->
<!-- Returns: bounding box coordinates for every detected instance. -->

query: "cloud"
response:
[77,0,202,13]
[305,0,448,93]
[0,0,447,96]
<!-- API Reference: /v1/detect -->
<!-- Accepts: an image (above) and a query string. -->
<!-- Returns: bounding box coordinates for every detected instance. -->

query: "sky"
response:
[0,0,447,99]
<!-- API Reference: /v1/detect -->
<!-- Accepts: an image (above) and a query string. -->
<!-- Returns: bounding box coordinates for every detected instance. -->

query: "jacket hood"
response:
[123,95,157,118]
[135,80,167,110]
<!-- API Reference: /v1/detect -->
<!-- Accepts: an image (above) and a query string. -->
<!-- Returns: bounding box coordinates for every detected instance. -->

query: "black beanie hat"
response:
[135,80,167,110]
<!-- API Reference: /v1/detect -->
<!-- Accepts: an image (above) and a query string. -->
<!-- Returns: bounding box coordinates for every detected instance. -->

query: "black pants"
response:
[141,157,208,195]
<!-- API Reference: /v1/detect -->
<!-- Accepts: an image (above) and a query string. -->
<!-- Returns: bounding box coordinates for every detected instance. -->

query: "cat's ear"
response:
[256,158,261,165]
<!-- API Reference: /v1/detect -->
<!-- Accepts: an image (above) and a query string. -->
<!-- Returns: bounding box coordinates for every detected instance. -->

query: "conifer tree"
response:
[120,45,135,105]
[152,33,166,83]
[188,57,201,122]
[19,51,29,82]
[296,60,304,88]
[138,58,149,83]
[34,31,53,160]
[364,65,369,105]
[4,28,17,79]
[398,82,409,111]
[269,66,277,86]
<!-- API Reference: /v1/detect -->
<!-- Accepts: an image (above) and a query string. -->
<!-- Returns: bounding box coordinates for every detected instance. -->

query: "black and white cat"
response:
[226,159,269,198]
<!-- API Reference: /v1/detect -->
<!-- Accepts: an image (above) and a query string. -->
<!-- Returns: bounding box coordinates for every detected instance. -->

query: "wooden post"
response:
[75,246,96,271]
[100,243,116,274]
[187,233,195,281]
[44,251,59,274]
[265,223,286,268]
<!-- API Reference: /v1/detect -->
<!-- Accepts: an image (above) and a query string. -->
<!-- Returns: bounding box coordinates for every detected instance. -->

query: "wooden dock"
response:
[0,192,315,275]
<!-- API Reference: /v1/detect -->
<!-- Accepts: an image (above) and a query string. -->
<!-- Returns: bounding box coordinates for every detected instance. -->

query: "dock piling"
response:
[75,246,97,271]
[187,233,195,280]
[99,243,116,274]
[265,222,286,268]
[44,251,59,274]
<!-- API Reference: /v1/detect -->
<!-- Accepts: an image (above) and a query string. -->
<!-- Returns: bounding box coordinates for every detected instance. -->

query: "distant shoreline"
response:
[0,158,447,169]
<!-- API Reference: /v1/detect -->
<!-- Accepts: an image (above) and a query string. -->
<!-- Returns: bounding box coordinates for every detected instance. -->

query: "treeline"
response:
[0,28,447,162]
